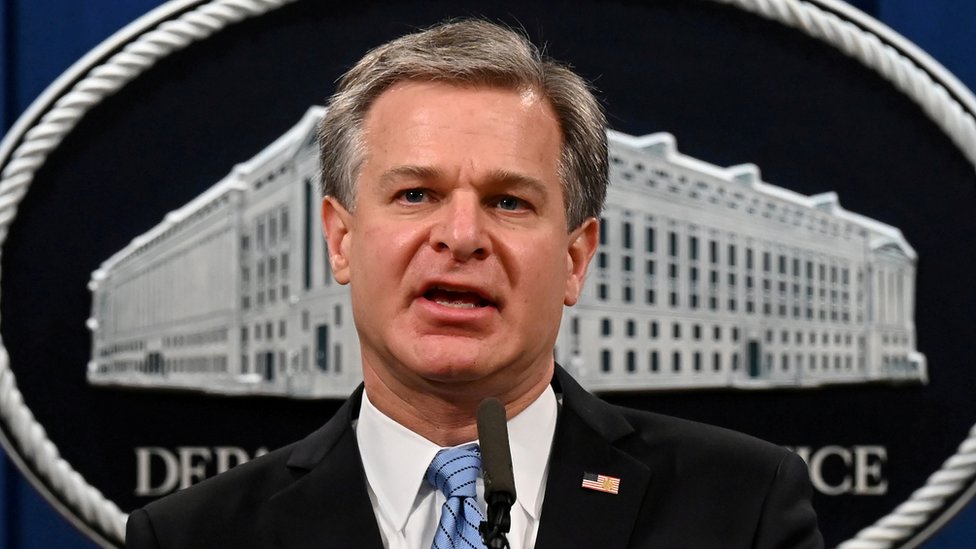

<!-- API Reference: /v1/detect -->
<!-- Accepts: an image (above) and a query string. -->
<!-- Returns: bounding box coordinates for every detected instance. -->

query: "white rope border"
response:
[0,0,297,543]
[0,0,973,547]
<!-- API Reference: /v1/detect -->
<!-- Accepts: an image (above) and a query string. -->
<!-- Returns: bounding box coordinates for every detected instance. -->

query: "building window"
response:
[334,344,342,373]
[649,321,659,339]
[598,283,608,300]
[650,351,659,372]
[646,289,656,305]
[622,255,632,272]
[693,352,702,372]
[672,351,682,372]
[626,320,636,337]
[571,316,579,335]
[302,310,309,331]
[335,304,342,326]
[622,222,632,249]
[280,207,289,237]
[623,286,633,303]
[279,320,286,338]
[601,318,612,336]
[712,352,721,372]
[598,252,607,269]
[690,236,699,261]
[669,232,678,257]
[601,349,611,372]
[626,351,636,372]
[672,323,681,340]
[599,218,607,245]
[646,227,656,253]
[693,324,702,340]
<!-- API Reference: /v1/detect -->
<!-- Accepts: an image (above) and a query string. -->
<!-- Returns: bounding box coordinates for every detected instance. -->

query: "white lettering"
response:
[215,446,249,474]
[854,445,888,495]
[787,445,888,496]
[810,445,852,496]
[134,447,179,497]
[178,447,212,489]
[135,446,267,497]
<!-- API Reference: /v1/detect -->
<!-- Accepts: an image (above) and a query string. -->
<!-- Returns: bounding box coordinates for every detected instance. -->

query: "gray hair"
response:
[318,19,608,230]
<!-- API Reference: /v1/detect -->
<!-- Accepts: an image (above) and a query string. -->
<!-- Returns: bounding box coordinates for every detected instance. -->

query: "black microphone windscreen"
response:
[477,397,517,501]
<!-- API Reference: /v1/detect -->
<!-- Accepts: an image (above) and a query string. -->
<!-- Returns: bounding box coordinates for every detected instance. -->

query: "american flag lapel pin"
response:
[581,471,620,495]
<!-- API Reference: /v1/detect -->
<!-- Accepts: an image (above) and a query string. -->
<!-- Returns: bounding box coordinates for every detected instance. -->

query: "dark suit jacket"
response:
[126,367,823,548]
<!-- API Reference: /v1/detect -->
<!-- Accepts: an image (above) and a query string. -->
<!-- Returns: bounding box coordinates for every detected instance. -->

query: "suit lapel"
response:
[534,368,652,549]
[265,387,385,549]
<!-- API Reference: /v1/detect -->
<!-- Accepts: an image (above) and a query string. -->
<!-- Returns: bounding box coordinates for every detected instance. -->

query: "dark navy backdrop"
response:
[1,1,974,547]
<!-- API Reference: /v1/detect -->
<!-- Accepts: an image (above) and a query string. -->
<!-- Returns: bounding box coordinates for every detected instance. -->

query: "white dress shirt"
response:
[355,386,558,549]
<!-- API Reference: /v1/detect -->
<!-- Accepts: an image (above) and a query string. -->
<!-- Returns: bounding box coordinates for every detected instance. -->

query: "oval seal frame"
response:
[1,0,975,547]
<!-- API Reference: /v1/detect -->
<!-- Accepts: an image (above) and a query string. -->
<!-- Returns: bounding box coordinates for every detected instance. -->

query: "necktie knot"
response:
[426,445,481,499]
[425,445,486,549]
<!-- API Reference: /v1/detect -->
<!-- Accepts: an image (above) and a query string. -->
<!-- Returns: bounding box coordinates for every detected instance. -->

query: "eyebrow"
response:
[378,165,550,199]
[376,165,439,197]
[484,169,550,200]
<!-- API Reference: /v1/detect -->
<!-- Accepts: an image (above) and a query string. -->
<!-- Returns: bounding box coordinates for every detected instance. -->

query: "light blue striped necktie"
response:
[426,445,487,549]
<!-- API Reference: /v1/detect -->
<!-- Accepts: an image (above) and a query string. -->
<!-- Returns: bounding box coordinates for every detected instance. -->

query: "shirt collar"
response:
[356,385,558,532]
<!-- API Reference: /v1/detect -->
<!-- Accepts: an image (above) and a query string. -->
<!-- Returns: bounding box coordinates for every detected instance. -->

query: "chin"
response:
[406,347,498,382]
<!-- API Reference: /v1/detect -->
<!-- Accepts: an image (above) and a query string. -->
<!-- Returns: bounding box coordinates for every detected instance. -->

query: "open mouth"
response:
[423,287,494,309]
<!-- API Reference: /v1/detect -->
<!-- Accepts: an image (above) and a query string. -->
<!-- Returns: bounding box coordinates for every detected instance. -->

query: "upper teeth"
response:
[435,299,478,308]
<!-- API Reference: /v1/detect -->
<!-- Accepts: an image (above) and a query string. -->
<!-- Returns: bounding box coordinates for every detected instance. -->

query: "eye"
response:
[398,189,427,204]
[496,196,525,211]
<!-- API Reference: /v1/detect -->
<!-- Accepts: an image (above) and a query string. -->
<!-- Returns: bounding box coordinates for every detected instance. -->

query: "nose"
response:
[430,192,491,261]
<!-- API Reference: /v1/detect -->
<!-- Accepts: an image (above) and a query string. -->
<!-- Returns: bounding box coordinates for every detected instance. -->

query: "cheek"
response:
[353,223,426,286]
[514,237,570,295]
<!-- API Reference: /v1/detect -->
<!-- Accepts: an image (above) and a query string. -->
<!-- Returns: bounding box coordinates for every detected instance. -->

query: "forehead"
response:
[358,81,563,186]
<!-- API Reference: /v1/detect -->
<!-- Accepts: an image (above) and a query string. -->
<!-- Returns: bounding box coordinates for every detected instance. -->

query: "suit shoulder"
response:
[614,405,795,471]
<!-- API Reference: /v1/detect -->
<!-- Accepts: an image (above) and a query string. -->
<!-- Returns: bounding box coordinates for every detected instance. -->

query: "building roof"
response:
[608,130,917,260]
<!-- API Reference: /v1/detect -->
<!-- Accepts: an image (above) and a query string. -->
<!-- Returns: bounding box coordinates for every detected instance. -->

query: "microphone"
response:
[477,397,516,549]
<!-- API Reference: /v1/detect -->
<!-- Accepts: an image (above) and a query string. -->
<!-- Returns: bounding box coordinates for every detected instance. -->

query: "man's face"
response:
[323,81,597,402]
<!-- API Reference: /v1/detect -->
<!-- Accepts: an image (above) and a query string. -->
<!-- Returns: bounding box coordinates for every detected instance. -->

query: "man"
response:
[126,19,823,549]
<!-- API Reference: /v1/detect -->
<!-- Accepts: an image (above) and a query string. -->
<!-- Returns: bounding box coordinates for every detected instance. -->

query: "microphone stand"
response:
[480,491,514,549]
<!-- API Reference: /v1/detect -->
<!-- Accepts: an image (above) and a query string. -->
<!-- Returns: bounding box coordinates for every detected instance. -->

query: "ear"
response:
[564,217,599,306]
[321,196,353,285]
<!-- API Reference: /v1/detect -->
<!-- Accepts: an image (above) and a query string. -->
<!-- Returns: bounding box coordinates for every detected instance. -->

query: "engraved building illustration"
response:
[87,107,927,397]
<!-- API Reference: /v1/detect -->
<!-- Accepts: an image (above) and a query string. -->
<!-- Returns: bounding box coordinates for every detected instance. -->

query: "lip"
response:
[413,280,500,323]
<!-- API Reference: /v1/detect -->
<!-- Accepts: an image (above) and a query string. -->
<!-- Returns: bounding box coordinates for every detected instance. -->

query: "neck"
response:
[361,362,554,447]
